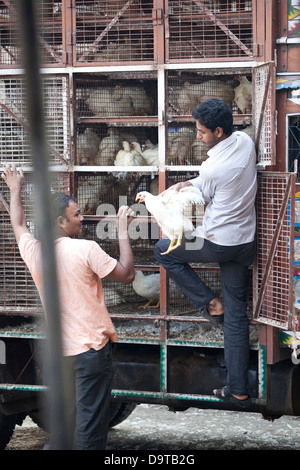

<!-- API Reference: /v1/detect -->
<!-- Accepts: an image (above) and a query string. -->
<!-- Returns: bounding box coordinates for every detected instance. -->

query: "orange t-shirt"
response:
[19,233,118,356]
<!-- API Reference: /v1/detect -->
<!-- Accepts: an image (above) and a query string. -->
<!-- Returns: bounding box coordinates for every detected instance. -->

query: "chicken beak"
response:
[135,195,141,203]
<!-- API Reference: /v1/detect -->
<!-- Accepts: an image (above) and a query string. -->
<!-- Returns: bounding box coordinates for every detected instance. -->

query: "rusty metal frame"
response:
[253,171,296,330]
[253,61,276,166]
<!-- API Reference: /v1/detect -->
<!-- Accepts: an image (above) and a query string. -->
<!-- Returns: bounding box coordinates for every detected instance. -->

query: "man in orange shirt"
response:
[1,164,135,449]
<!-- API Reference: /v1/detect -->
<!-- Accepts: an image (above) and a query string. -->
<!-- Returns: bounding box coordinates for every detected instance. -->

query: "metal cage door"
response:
[253,171,296,330]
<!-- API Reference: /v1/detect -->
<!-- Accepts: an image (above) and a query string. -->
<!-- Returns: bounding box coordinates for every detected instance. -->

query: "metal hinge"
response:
[67,32,75,46]
[152,8,163,25]
[253,43,263,57]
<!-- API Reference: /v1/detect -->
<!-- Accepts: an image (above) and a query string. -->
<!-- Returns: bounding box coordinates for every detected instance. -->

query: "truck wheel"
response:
[0,410,25,450]
[109,402,136,428]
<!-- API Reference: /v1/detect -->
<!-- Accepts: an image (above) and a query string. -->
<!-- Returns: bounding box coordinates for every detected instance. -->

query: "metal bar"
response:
[0,190,10,213]
[253,62,273,156]
[110,389,265,406]
[0,383,47,392]
[17,0,69,450]
[0,384,265,406]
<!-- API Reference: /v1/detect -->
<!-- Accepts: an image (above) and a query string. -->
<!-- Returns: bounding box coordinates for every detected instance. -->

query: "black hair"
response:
[51,192,77,219]
[192,98,233,135]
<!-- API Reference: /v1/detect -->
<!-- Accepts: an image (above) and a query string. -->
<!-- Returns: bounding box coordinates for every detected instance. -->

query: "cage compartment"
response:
[0,1,64,68]
[167,70,252,117]
[0,172,70,312]
[74,0,154,65]
[0,1,22,67]
[0,75,71,166]
[76,124,158,166]
[75,75,157,119]
[75,171,159,213]
[166,0,253,63]
[167,124,200,166]
[76,172,160,264]
[102,270,163,313]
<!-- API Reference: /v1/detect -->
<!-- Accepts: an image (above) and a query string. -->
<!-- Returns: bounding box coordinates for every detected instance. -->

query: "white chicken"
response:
[77,128,101,165]
[142,140,159,166]
[85,86,134,117]
[114,141,146,166]
[167,127,196,165]
[135,186,205,255]
[77,177,100,214]
[94,132,121,166]
[178,80,235,114]
[121,86,153,115]
[234,76,252,114]
[132,270,180,308]
[132,271,161,308]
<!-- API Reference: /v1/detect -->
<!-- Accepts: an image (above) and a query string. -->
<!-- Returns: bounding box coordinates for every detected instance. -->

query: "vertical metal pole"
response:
[17,0,69,449]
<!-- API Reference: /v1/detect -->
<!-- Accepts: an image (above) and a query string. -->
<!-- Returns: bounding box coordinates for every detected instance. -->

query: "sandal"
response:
[200,306,224,324]
[213,386,251,409]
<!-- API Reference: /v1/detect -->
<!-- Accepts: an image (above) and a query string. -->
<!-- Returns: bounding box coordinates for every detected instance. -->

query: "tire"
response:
[109,402,136,428]
[0,409,26,450]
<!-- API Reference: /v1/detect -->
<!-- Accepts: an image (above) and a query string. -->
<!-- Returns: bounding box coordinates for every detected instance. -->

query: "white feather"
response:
[136,186,205,247]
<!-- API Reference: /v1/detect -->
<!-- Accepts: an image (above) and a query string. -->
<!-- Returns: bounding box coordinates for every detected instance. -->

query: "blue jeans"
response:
[154,236,256,396]
[61,342,114,450]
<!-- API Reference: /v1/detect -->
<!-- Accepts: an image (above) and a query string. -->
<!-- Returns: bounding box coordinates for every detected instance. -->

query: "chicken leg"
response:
[160,234,183,255]
[138,300,160,309]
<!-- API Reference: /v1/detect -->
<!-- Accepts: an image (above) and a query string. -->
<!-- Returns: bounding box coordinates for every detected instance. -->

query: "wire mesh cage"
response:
[76,124,158,166]
[75,75,156,119]
[167,70,252,117]
[0,1,22,67]
[74,0,154,65]
[79,219,160,266]
[167,125,199,166]
[0,0,64,68]
[166,0,254,62]
[253,62,276,167]
[254,172,295,329]
[76,171,159,213]
[0,75,71,166]
[0,171,70,313]
[76,171,160,264]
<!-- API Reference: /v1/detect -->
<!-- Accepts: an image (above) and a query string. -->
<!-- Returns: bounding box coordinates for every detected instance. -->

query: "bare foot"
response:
[232,394,249,400]
[213,388,249,401]
[207,298,224,317]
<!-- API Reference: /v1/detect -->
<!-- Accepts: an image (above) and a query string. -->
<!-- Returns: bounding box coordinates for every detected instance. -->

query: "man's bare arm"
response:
[105,205,135,283]
[1,164,29,244]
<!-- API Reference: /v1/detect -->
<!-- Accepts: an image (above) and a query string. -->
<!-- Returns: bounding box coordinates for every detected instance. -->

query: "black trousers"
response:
[154,236,256,396]
[61,341,114,450]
